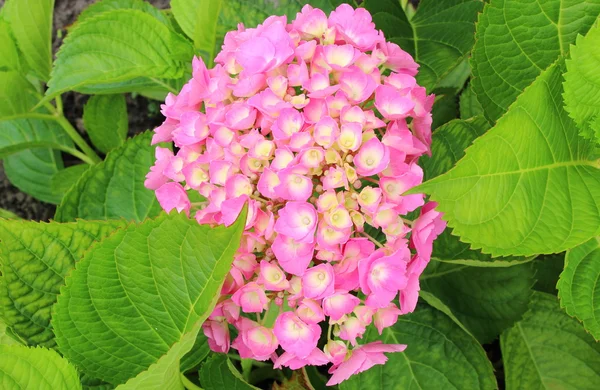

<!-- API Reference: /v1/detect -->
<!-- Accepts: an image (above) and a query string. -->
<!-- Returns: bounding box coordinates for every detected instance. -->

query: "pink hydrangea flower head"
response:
[147,3,442,384]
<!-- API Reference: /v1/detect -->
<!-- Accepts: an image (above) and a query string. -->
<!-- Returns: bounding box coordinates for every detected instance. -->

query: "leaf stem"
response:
[150,77,179,94]
[54,114,102,164]
[180,373,204,390]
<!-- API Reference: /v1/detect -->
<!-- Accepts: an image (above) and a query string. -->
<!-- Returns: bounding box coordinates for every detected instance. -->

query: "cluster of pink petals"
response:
[146,4,445,385]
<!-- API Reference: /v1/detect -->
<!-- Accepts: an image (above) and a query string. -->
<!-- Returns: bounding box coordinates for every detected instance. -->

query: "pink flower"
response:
[231,282,269,313]
[323,292,361,321]
[258,260,290,291]
[328,4,381,51]
[297,299,326,324]
[339,66,378,104]
[203,320,230,353]
[274,312,321,358]
[232,318,278,361]
[324,340,348,366]
[235,20,294,75]
[339,317,365,345]
[373,304,403,334]
[358,247,410,308]
[411,202,446,261]
[272,234,315,276]
[274,348,329,369]
[293,5,328,39]
[375,85,415,120]
[327,342,407,385]
[155,182,190,215]
[354,137,390,176]
[302,263,335,300]
[274,201,317,243]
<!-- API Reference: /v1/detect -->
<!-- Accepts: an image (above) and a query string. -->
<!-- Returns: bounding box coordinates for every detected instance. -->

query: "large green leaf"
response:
[77,0,172,27]
[471,0,600,123]
[564,22,600,143]
[45,9,193,99]
[0,118,72,204]
[421,260,534,343]
[459,83,484,119]
[558,238,600,340]
[414,61,600,257]
[50,164,91,201]
[0,345,81,390]
[55,132,163,222]
[363,0,483,92]
[3,0,54,81]
[501,292,600,389]
[53,212,246,386]
[83,94,128,154]
[339,304,496,389]
[0,219,126,347]
[199,355,259,390]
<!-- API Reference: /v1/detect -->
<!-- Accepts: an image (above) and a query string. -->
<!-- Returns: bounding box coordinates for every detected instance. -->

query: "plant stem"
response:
[360,231,384,249]
[180,373,203,390]
[55,95,64,115]
[54,114,102,164]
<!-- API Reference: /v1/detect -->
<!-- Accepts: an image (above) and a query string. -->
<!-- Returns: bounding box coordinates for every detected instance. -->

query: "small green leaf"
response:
[532,253,564,295]
[55,132,163,222]
[51,164,90,200]
[415,61,600,257]
[0,71,38,117]
[459,83,484,119]
[53,211,245,386]
[0,118,72,204]
[77,0,172,27]
[0,19,22,72]
[0,219,126,347]
[564,23,600,143]
[471,0,600,123]
[364,0,483,91]
[0,345,82,390]
[180,333,210,373]
[339,304,496,389]
[83,94,128,154]
[501,292,600,389]
[3,0,54,80]
[421,260,534,343]
[45,9,194,99]
[199,355,259,390]
[558,238,600,340]
[0,321,19,345]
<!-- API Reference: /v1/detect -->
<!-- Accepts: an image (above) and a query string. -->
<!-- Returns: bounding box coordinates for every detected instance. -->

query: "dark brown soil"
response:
[0,0,169,220]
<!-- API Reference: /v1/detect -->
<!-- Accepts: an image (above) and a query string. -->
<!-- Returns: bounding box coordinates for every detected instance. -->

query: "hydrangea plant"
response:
[0,0,599,389]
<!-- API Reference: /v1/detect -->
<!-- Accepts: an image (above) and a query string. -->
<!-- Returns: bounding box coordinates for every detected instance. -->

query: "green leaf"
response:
[459,83,484,119]
[55,132,163,222]
[421,260,534,343]
[3,0,54,81]
[0,345,81,390]
[364,0,483,91]
[0,208,20,220]
[83,94,128,154]
[51,164,90,200]
[339,304,496,390]
[53,211,246,386]
[0,219,126,347]
[471,0,600,123]
[0,19,22,72]
[0,118,72,204]
[421,116,490,181]
[431,93,458,130]
[0,71,38,117]
[415,61,600,257]
[564,22,600,143]
[532,253,564,294]
[501,291,600,389]
[45,9,194,99]
[558,238,600,340]
[77,0,172,27]
[180,333,210,373]
[199,355,259,390]
[0,321,20,345]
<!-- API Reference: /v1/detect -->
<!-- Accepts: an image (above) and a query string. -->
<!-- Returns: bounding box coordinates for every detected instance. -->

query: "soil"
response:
[0,0,169,221]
